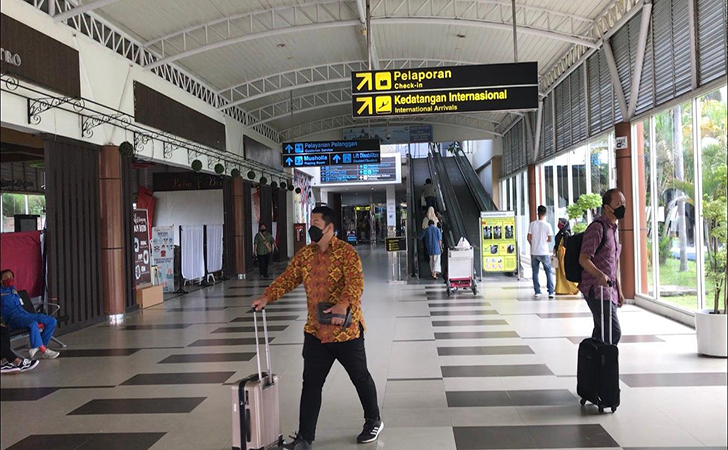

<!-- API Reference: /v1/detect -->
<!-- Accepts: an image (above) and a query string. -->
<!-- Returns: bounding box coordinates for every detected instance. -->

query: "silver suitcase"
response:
[232,309,284,450]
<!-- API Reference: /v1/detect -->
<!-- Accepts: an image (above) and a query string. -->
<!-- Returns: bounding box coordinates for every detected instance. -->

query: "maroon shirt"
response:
[579,215,621,304]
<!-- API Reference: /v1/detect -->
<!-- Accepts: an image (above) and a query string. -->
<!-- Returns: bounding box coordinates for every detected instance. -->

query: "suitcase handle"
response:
[600,282,614,345]
[252,308,274,386]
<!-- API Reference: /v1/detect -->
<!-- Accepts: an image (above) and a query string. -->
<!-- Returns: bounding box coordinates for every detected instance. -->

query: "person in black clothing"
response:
[1,321,39,374]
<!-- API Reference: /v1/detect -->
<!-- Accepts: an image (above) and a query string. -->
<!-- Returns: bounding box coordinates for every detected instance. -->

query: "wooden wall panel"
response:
[134,82,226,151]
[243,182,253,273]
[275,189,289,262]
[121,156,136,311]
[44,136,103,331]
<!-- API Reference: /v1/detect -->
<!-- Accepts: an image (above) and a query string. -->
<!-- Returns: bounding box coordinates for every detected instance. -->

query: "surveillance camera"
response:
[385,132,392,140]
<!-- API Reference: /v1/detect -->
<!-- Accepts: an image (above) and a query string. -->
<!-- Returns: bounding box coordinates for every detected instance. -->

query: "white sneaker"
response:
[29,348,40,360]
[534,293,542,298]
[549,293,555,299]
[42,349,60,359]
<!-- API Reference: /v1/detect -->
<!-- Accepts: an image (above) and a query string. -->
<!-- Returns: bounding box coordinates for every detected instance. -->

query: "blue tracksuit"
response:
[1,286,56,348]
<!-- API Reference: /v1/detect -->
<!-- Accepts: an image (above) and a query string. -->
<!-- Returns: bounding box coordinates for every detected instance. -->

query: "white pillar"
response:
[386,185,396,237]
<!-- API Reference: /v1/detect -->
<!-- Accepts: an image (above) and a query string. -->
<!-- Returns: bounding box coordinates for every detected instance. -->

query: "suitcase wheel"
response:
[580,398,587,406]
[598,406,605,414]
[611,406,617,413]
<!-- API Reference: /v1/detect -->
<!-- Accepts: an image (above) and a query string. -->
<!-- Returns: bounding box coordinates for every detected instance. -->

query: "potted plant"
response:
[567,193,603,233]
[694,143,727,357]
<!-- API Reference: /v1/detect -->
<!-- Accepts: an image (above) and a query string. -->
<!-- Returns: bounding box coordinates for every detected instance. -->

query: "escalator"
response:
[408,144,498,279]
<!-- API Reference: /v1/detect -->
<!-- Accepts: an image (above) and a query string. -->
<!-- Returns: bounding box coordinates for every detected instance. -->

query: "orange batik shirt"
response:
[263,237,365,343]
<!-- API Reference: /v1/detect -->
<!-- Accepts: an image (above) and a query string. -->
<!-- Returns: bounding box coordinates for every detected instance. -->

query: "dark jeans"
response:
[258,253,270,277]
[299,329,380,442]
[1,326,19,362]
[425,196,437,210]
[585,287,621,345]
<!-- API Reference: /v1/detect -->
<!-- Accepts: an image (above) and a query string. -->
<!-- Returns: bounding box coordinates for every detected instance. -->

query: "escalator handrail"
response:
[430,145,468,246]
[408,154,419,279]
[426,145,456,246]
[453,148,497,212]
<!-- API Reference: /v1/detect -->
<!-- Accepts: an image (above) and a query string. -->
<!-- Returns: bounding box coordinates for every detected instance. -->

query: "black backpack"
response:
[564,221,608,283]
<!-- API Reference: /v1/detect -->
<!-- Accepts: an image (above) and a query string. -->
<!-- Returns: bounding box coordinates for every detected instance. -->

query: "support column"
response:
[615,122,636,299]
[634,121,649,295]
[99,146,125,319]
[527,164,537,222]
[491,156,502,209]
[232,177,246,277]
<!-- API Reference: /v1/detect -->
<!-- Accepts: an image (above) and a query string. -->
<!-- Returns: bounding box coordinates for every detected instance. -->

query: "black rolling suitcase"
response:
[577,285,620,413]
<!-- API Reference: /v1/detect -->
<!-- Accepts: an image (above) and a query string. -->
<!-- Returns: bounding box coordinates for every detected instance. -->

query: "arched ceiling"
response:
[76,0,616,140]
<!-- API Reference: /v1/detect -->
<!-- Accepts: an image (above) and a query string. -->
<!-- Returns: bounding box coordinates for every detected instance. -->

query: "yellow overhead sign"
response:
[351,62,538,118]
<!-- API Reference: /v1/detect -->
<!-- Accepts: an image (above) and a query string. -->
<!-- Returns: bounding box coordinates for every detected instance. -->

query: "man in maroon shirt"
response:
[578,189,626,344]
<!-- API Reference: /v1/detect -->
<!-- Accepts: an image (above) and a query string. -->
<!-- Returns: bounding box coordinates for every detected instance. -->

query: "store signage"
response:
[0,13,81,98]
[480,211,517,273]
[153,172,225,191]
[281,140,381,167]
[0,48,21,67]
[320,160,397,184]
[133,209,152,286]
[386,236,407,252]
[151,226,175,293]
[351,62,538,118]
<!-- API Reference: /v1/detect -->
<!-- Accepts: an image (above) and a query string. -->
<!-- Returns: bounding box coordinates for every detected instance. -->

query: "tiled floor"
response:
[1,247,726,450]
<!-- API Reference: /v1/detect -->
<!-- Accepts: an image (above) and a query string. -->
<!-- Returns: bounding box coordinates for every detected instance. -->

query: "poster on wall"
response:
[132,209,152,286]
[151,226,175,292]
[480,211,517,273]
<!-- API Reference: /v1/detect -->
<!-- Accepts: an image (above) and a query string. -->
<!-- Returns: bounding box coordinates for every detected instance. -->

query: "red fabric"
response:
[137,185,156,240]
[0,231,43,297]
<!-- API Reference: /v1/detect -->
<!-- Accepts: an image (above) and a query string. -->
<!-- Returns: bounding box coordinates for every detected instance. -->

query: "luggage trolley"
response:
[446,246,478,297]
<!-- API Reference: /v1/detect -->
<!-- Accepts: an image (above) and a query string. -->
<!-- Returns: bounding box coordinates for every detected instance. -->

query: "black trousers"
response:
[299,329,380,442]
[425,196,437,210]
[258,253,270,277]
[1,326,19,362]
[585,288,622,345]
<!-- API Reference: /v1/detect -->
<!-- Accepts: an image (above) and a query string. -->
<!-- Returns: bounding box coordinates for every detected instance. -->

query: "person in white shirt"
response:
[527,205,555,298]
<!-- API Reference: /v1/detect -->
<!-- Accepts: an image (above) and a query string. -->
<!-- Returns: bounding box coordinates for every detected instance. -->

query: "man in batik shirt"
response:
[252,206,382,450]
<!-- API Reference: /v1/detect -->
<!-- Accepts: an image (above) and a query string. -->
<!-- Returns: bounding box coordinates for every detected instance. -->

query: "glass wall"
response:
[699,86,727,312]
[635,84,727,312]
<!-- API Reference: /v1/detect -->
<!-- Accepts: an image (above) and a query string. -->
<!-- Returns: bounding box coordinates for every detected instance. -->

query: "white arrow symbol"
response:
[285,144,293,151]
[333,155,341,163]
[286,157,293,165]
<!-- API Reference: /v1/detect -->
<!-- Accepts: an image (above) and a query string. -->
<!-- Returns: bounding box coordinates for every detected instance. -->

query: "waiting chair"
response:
[8,290,67,348]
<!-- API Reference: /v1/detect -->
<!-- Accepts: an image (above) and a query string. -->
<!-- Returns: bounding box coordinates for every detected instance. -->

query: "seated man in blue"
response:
[419,220,443,280]
[1,270,59,359]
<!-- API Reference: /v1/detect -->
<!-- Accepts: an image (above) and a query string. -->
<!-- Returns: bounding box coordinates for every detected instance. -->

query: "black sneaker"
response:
[283,433,312,450]
[17,358,39,372]
[357,419,384,444]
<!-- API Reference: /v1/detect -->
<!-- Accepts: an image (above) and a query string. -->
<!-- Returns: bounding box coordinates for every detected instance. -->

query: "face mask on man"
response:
[308,225,327,243]
[612,205,626,220]
[2,278,15,288]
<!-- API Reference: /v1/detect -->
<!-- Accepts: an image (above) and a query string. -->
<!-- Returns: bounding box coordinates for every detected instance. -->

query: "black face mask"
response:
[612,205,626,220]
[308,225,325,243]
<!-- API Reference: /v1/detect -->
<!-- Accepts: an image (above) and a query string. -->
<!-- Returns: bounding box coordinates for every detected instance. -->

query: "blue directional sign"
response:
[281,139,381,167]
[320,160,397,184]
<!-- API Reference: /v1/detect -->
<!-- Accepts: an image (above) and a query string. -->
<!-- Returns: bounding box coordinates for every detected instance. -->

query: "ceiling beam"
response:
[218,59,480,109]
[246,86,504,126]
[142,0,598,70]
[145,21,359,70]
[372,17,598,48]
[54,0,124,22]
[280,113,503,140]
